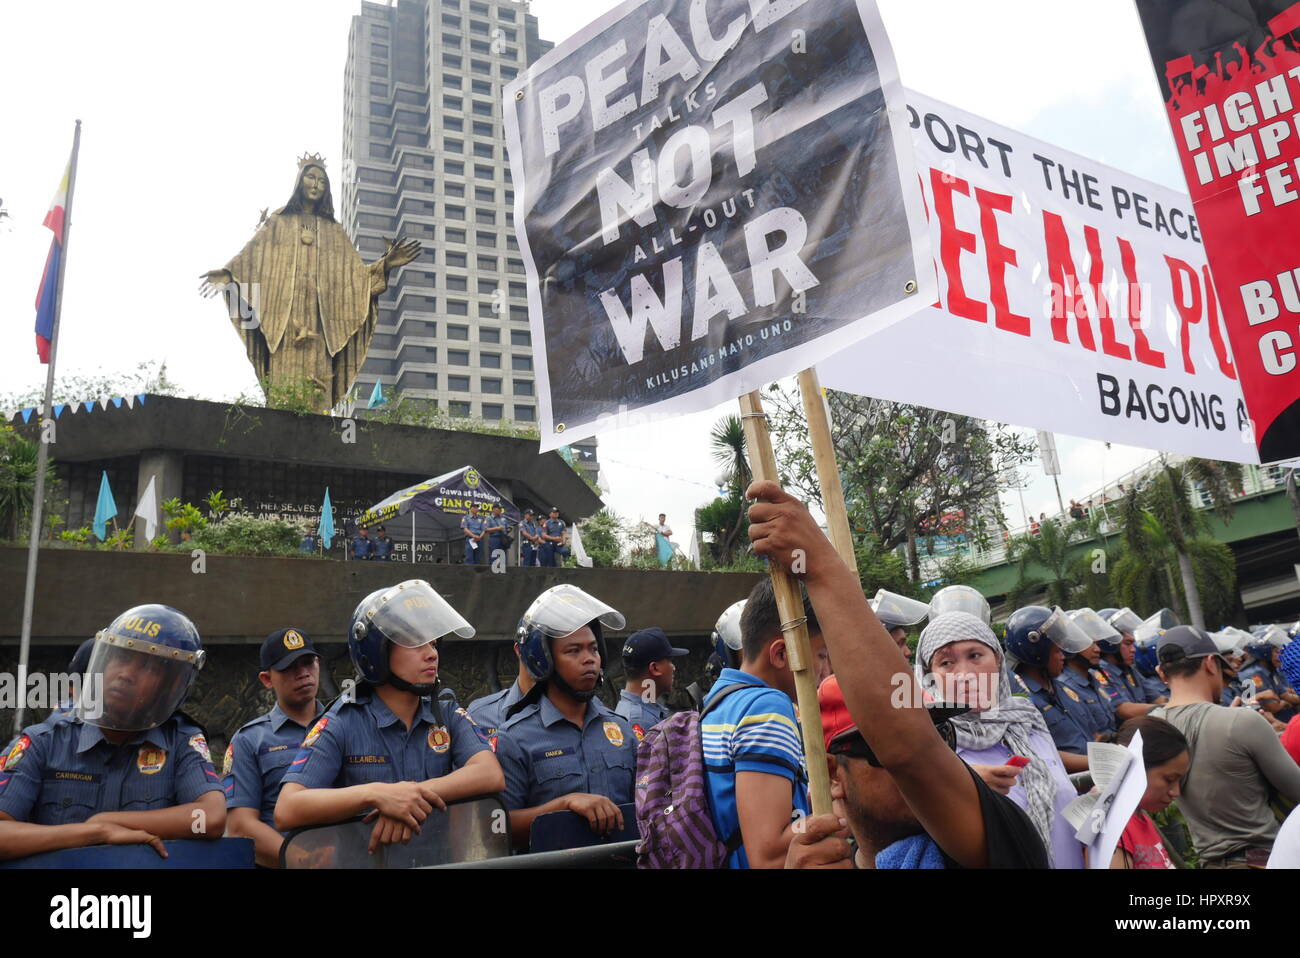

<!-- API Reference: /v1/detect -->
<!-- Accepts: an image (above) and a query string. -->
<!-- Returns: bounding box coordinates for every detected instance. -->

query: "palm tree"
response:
[0,426,39,540]
[1112,458,1242,629]
[1006,516,1088,608]
[709,414,752,562]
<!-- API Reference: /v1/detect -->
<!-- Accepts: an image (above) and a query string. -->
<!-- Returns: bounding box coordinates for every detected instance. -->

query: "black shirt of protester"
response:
[862,765,1049,869]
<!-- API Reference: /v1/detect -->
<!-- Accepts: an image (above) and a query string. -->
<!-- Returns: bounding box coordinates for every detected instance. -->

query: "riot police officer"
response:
[494,584,636,848]
[0,605,225,861]
[615,627,689,741]
[870,589,931,662]
[1240,627,1298,722]
[519,508,542,567]
[1056,630,1116,741]
[275,580,504,853]
[1095,608,1161,713]
[539,507,566,567]
[461,504,486,565]
[223,628,326,868]
[1004,605,1094,772]
[466,641,536,745]
[685,599,746,709]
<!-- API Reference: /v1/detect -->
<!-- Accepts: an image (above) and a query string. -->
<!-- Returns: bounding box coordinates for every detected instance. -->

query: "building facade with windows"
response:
[341,0,551,432]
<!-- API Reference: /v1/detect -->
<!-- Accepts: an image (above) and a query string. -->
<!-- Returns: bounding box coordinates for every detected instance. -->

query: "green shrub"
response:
[192,514,302,556]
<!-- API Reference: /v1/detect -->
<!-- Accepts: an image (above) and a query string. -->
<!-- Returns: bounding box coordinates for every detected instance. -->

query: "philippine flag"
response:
[34,162,71,363]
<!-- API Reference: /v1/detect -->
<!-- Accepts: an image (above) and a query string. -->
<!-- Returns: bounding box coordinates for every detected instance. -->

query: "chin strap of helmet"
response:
[387,672,439,699]
[550,671,598,703]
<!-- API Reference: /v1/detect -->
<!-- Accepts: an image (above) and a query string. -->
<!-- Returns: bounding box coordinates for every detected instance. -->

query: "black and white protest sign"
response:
[504,0,933,449]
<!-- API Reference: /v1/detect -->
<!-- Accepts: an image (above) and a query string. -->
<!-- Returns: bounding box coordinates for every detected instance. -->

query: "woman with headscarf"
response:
[915,610,1084,868]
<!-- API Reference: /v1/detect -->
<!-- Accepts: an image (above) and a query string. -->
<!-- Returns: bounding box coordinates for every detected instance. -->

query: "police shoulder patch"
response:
[1253,675,1265,688]
[302,716,329,749]
[5,735,32,771]
[222,743,235,778]
[632,723,645,742]
[188,733,212,764]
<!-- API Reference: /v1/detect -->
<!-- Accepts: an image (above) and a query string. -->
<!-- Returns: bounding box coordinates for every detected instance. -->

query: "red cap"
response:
[818,674,857,751]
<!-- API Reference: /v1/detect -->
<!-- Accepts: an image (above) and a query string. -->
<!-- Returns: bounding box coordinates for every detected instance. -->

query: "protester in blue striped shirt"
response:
[700,578,813,869]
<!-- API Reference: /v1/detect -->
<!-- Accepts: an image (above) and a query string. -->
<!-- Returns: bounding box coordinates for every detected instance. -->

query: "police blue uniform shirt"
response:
[520,519,540,566]
[280,688,491,790]
[1012,671,1091,755]
[352,534,374,560]
[467,681,526,740]
[461,514,486,563]
[1240,663,1296,722]
[224,702,325,829]
[614,689,668,742]
[372,535,394,561]
[0,713,222,826]
[484,514,508,555]
[1138,670,1170,701]
[495,694,636,810]
[1098,658,1145,706]
[540,518,566,566]
[1058,665,1116,738]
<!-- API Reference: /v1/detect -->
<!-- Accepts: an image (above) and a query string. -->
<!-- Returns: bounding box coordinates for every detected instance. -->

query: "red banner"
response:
[1136,0,1300,461]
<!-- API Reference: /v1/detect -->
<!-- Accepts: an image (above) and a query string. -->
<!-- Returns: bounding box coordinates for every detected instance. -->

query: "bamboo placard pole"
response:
[738,389,833,818]
[797,368,858,575]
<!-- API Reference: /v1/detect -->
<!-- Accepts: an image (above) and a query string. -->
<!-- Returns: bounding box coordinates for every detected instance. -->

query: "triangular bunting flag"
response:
[123,396,134,409]
[20,409,34,424]
[111,397,123,408]
[53,404,66,418]
[136,394,146,405]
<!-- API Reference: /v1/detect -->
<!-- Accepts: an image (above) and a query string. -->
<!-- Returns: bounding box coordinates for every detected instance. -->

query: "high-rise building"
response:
[341,0,556,433]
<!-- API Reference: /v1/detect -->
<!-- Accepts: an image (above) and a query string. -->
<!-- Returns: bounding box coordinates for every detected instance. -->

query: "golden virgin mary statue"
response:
[200,154,419,412]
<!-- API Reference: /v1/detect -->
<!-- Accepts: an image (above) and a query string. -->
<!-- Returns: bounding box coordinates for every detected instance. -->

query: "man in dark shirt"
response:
[372,525,395,562]
[737,479,1047,870]
[787,675,1048,869]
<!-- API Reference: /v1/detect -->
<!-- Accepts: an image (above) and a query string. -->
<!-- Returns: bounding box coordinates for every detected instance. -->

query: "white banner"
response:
[504,0,934,450]
[819,91,1257,464]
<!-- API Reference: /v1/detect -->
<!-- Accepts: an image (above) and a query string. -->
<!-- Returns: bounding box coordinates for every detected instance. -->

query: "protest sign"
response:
[818,91,1255,463]
[504,0,934,450]
[1135,1,1300,462]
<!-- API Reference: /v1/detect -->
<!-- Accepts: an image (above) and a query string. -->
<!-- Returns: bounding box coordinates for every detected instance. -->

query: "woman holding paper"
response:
[1108,717,1188,869]
[917,612,1084,868]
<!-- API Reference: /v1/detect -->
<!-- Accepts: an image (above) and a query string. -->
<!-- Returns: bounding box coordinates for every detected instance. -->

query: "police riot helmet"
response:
[705,599,746,684]
[516,584,625,682]
[928,585,990,624]
[348,580,475,684]
[871,590,930,631]
[81,605,206,732]
[1070,608,1123,655]
[1244,624,1290,663]
[1133,637,1160,677]
[1004,605,1093,668]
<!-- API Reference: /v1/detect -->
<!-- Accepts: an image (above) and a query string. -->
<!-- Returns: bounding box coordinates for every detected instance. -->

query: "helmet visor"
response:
[1259,625,1291,648]
[521,584,625,638]
[366,580,476,646]
[928,586,990,624]
[80,634,198,731]
[1069,608,1122,645]
[1211,630,1243,655]
[1040,606,1094,654]
[871,590,930,629]
[1106,608,1144,634]
[713,599,746,652]
[1133,611,1167,646]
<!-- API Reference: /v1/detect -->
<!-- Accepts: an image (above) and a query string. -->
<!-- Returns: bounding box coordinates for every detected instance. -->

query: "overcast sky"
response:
[0,0,1188,546]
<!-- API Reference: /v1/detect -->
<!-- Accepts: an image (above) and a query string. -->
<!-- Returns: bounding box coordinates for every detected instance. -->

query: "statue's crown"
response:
[297,152,327,171]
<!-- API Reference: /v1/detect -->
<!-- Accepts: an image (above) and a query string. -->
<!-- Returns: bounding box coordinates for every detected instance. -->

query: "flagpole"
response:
[16,120,82,734]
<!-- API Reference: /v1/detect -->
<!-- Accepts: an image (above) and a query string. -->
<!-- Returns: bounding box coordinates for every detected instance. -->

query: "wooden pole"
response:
[738,389,833,818]
[797,368,858,575]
